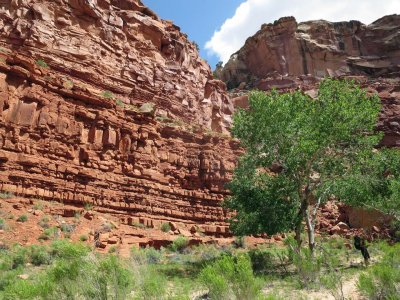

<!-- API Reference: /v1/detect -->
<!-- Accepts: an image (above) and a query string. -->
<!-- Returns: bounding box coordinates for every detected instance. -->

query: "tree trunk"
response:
[305,206,315,257]
[294,219,302,253]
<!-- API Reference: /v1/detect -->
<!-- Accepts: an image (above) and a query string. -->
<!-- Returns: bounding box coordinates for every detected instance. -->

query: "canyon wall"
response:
[220,15,400,88]
[0,0,238,236]
[222,15,400,148]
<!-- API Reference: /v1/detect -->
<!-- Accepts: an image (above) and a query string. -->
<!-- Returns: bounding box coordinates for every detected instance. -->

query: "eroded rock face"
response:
[222,15,400,148]
[220,15,400,88]
[1,0,233,133]
[0,0,238,236]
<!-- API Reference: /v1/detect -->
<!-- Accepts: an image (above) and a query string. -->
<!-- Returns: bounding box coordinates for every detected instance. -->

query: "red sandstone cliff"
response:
[221,15,400,148]
[0,2,394,249]
[220,15,400,88]
[0,0,238,239]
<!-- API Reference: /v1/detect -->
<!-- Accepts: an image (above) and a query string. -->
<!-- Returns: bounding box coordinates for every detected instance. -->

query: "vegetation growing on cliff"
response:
[225,79,400,256]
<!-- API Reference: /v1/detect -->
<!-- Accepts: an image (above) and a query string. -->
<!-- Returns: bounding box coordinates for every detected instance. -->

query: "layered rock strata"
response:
[220,15,400,88]
[0,0,238,236]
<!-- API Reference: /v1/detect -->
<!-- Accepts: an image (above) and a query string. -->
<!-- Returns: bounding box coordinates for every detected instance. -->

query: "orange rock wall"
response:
[221,15,400,87]
[0,0,238,234]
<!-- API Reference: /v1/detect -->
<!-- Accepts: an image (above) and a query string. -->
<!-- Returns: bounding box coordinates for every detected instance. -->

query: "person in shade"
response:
[354,235,370,266]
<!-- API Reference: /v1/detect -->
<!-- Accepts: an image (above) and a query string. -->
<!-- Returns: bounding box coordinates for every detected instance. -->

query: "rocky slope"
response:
[220,15,400,88]
[0,0,238,243]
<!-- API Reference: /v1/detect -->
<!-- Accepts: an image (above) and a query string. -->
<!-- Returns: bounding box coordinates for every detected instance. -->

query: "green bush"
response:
[79,235,88,242]
[161,222,171,232]
[0,241,137,299]
[60,223,75,234]
[131,247,162,265]
[134,266,166,299]
[115,98,124,107]
[144,247,162,264]
[170,236,189,253]
[39,227,59,241]
[0,218,6,230]
[50,240,89,260]
[102,91,114,99]
[16,215,28,223]
[248,248,275,274]
[38,216,50,229]
[199,254,262,300]
[30,245,51,266]
[35,59,48,68]
[0,192,13,199]
[234,236,246,248]
[357,243,400,300]
[10,246,28,269]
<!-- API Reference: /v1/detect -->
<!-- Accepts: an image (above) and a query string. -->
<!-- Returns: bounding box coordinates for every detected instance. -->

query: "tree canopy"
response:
[225,79,400,252]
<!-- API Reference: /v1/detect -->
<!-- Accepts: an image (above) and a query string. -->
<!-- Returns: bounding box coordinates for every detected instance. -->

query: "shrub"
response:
[102,91,114,99]
[60,223,75,233]
[248,248,275,274]
[35,59,48,68]
[101,222,115,232]
[79,235,88,242]
[84,202,93,210]
[108,246,117,254]
[0,192,13,199]
[130,222,145,229]
[234,236,246,248]
[292,248,322,288]
[135,267,167,299]
[30,245,51,266]
[199,254,262,300]
[115,98,124,107]
[39,227,59,241]
[0,241,134,299]
[131,247,162,265]
[63,79,74,89]
[144,247,161,264]
[357,243,400,299]
[192,41,200,51]
[50,240,89,260]
[92,255,133,299]
[161,222,171,232]
[33,201,44,210]
[38,216,50,229]
[170,236,189,253]
[10,246,28,269]
[0,218,6,230]
[16,215,28,223]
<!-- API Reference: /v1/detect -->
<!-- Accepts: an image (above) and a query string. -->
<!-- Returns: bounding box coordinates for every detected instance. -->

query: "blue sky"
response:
[142,0,243,68]
[142,0,400,69]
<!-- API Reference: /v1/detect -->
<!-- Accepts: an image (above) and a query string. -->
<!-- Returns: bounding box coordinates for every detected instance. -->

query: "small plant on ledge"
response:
[17,214,28,222]
[35,59,48,68]
[102,90,114,99]
[115,98,124,107]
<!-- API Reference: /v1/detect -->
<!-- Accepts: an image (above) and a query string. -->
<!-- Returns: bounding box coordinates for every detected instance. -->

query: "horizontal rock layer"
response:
[220,15,400,88]
[1,0,233,133]
[0,0,239,235]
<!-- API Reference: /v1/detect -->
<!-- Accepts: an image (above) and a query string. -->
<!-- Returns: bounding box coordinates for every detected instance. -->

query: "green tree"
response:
[225,79,400,256]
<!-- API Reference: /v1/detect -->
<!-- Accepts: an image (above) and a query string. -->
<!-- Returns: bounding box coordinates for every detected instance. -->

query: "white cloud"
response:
[205,0,400,64]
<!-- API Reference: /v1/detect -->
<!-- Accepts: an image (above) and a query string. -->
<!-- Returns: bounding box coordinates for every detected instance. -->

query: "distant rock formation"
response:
[220,15,400,88]
[222,15,400,148]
